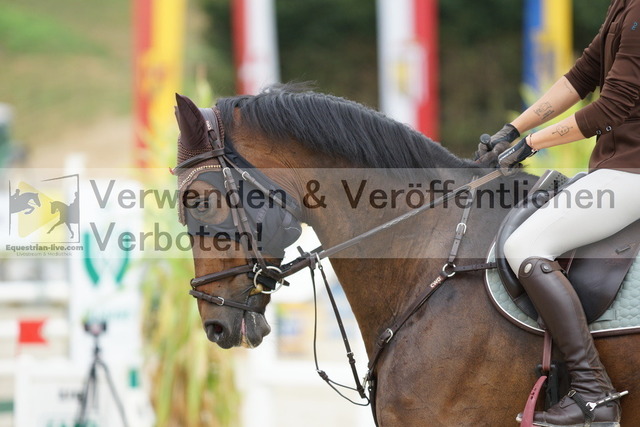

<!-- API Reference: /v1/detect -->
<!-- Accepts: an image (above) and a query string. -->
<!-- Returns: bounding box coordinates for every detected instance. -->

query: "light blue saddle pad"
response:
[485,244,640,336]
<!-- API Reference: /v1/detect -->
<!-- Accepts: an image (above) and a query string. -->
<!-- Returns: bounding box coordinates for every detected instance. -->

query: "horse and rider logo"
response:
[8,174,80,242]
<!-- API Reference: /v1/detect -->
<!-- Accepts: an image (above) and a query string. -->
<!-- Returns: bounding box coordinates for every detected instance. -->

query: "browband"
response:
[173,148,225,175]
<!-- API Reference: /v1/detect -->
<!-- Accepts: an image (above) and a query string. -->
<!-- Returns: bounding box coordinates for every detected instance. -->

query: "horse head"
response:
[175,94,290,349]
[32,193,41,207]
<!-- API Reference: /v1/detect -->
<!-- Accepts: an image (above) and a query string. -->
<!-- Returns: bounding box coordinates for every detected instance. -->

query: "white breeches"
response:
[504,168,640,277]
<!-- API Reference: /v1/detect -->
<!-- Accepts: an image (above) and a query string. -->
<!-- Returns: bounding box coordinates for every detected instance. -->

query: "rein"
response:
[175,107,506,421]
[275,170,504,279]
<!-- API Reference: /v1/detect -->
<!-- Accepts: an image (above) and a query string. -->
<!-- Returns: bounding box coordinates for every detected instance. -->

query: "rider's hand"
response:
[475,124,520,166]
[497,136,537,170]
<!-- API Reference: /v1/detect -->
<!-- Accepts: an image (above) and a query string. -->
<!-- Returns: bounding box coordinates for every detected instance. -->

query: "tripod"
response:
[75,329,129,427]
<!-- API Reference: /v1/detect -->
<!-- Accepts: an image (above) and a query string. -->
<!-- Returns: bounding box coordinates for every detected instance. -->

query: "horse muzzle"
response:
[204,319,231,346]
[204,311,271,349]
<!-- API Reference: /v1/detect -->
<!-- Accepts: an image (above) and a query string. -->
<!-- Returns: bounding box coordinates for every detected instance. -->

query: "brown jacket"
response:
[565,0,640,170]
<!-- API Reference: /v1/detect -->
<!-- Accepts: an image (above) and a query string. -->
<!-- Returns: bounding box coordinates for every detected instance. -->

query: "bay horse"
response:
[174,86,640,426]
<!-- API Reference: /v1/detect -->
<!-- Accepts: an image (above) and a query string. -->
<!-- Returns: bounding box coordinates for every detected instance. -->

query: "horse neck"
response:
[297,166,485,355]
[230,129,510,354]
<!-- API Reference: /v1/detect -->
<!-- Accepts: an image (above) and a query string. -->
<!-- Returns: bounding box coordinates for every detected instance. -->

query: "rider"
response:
[477,0,640,425]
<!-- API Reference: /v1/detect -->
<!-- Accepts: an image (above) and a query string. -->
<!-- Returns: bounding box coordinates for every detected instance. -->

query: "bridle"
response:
[174,107,300,314]
[174,106,505,423]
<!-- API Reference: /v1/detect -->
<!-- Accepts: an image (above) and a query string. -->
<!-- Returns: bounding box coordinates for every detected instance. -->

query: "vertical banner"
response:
[524,0,573,95]
[377,0,439,140]
[134,0,187,166]
[232,0,280,95]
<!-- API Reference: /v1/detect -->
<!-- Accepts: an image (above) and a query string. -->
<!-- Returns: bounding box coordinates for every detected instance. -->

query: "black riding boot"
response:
[517,257,621,427]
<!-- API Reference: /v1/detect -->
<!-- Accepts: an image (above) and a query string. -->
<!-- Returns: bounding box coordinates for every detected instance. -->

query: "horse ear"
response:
[175,93,209,151]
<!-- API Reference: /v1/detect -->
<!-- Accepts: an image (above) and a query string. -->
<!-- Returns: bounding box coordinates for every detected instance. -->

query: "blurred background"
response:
[0,0,611,426]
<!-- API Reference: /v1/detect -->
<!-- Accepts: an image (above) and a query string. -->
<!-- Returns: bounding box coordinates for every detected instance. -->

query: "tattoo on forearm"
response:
[534,102,555,120]
[552,125,572,137]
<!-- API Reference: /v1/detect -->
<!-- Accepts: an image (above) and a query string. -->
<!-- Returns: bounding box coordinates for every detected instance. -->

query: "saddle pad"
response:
[485,244,640,337]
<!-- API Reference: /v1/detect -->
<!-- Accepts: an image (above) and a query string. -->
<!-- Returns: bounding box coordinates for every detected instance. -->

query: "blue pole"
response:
[523,0,543,96]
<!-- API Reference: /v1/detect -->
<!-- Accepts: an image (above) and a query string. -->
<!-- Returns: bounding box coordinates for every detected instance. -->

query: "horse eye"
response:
[195,197,209,212]
[189,191,230,224]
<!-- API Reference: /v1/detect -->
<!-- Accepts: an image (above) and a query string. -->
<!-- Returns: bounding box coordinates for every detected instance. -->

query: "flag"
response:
[232,0,280,95]
[18,319,47,345]
[523,0,573,95]
[134,0,187,166]
[377,0,439,139]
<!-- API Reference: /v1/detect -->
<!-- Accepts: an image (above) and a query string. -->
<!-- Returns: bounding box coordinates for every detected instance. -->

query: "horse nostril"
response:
[204,320,226,342]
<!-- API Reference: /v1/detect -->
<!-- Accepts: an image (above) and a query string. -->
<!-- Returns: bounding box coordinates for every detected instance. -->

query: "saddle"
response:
[492,170,640,327]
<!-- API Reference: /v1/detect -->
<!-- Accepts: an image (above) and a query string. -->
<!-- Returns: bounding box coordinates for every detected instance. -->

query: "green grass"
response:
[0,0,132,148]
[0,3,101,54]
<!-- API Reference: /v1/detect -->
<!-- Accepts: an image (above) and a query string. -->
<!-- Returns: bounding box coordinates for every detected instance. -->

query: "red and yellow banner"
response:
[134,0,187,166]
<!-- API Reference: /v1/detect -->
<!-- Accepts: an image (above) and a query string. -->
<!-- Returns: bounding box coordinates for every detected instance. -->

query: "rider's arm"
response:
[511,4,640,151]
[520,114,585,150]
[507,20,605,151]
[510,76,582,141]
[572,5,640,139]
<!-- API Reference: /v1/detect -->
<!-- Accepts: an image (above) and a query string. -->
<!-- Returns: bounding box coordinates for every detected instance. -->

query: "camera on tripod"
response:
[83,320,107,337]
[76,318,129,426]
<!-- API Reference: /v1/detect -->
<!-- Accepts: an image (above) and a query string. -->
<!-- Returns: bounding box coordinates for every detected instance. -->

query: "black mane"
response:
[216,84,477,170]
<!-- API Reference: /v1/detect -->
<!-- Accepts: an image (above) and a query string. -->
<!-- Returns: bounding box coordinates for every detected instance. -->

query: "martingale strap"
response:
[309,256,369,406]
[364,181,488,421]
[306,178,502,423]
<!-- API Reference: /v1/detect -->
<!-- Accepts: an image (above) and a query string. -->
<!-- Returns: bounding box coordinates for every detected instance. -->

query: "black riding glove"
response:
[475,124,520,166]
[497,136,537,170]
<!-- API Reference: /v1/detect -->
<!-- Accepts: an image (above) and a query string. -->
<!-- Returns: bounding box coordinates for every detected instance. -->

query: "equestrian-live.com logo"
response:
[7,174,82,252]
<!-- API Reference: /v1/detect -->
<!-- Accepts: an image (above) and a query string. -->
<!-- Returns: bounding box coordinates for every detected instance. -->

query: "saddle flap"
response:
[495,170,569,303]
[567,220,640,322]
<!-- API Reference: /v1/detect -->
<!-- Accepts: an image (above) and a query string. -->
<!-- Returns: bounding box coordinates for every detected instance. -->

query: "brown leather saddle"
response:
[495,170,640,324]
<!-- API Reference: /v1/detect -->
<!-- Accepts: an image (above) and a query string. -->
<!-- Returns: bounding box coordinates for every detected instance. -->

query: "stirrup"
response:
[516,390,629,427]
